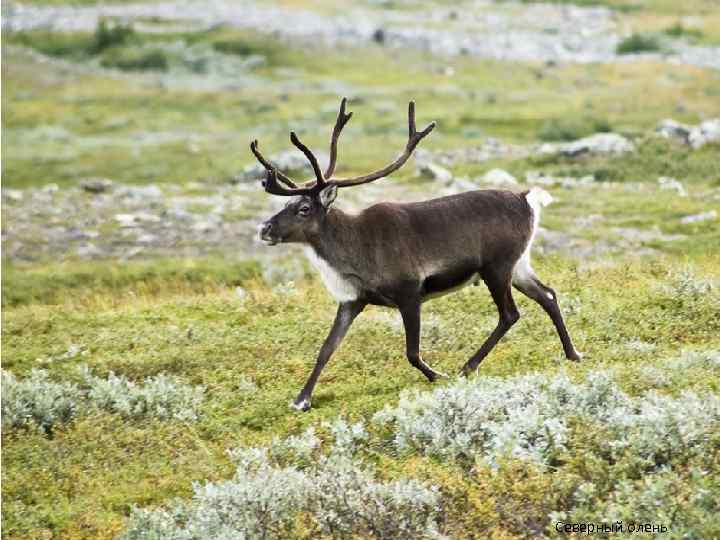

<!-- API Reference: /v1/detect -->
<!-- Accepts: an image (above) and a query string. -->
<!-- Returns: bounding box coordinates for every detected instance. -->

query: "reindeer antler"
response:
[328,101,435,188]
[325,97,353,178]
[249,98,434,197]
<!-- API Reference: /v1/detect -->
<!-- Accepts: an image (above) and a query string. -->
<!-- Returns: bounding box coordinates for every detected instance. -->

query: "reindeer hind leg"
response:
[512,256,582,361]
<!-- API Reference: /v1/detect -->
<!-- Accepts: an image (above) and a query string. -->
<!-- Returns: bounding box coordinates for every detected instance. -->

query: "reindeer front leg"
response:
[292,300,366,411]
[398,297,447,382]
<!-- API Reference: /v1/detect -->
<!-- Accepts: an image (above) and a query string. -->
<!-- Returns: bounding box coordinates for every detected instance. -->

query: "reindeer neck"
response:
[304,208,357,265]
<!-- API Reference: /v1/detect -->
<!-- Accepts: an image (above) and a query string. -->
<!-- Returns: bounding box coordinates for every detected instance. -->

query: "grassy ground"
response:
[2,254,719,538]
[3,2,720,538]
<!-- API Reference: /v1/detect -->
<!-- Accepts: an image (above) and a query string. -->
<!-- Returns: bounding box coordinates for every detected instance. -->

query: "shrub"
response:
[121,429,442,539]
[81,368,205,421]
[1,367,204,433]
[89,18,135,54]
[665,267,714,302]
[374,364,719,469]
[1,369,83,434]
[562,467,720,536]
[616,33,663,55]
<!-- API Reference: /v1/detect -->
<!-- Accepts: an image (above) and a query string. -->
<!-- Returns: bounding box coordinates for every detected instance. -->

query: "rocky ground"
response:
[3,0,720,69]
[3,120,718,266]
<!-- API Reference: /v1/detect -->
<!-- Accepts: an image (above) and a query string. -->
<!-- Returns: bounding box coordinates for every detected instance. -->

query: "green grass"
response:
[1,257,261,308]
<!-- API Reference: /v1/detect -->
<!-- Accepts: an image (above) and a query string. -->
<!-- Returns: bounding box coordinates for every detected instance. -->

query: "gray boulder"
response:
[657,119,692,144]
[657,118,720,149]
[658,176,687,197]
[480,168,517,186]
[553,133,635,157]
[680,210,717,224]
[80,177,114,194]
[689,119,720,149]
[417,162,453,183]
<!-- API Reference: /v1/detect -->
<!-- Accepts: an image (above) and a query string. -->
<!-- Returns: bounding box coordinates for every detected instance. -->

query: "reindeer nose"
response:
[261,221,273,237]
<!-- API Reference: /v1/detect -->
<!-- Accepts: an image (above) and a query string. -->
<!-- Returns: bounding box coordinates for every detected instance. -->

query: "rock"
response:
[680,210,717,224]
[552,133,635,157]
[77,242,102,258]
[80,177,114,193]
[443,176,479,194]
[526,171,595,187]
[574,214,605,228]
[689,118,720,149]
[42,183,59,194]
[656,118,720,149]
[118,185,163,199]
[114,214,140,227]
[122,247,144,260]
[166,207,194,222]
[233,149,330,183]
[191,221,216,233]
[417,162,453,183]
[480,168,517,186]
[136,233,158,244]
[114,212,162,227]
[69,229,100,240]
[235,286,247,301]
[657,119,691,144]
[658,176,687,197]
[416,138,531,167]
[2,189,23,202]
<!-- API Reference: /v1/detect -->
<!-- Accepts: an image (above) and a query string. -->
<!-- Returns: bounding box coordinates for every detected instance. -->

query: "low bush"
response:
[374,357,720,469]
[89,18,135,54]
[81,368,205,422]
[1,367,204,433]
[1,369,82,434]
[121,352,719,538]
[121,424,443,539]
[616,33,664,55]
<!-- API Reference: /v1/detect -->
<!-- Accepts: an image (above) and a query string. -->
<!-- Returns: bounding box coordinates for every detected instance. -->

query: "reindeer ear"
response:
[319,184,338,208]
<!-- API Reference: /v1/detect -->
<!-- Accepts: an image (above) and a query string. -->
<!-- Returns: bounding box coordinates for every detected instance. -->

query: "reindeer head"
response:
[253,98,435,246]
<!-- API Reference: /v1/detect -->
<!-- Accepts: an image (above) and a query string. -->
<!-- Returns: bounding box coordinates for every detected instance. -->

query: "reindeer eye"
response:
[298,205,311,216]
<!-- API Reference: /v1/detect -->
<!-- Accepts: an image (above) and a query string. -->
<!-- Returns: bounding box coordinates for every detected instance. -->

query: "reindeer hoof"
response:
[290,398,311,412]
[568,350,584,362]
[459,365,474,378]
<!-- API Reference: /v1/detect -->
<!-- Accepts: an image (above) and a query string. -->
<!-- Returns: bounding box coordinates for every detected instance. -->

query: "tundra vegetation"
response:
[2,0,720,538]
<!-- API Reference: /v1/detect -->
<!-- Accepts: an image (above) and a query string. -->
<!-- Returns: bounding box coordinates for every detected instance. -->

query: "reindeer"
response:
[252,98,582,411]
